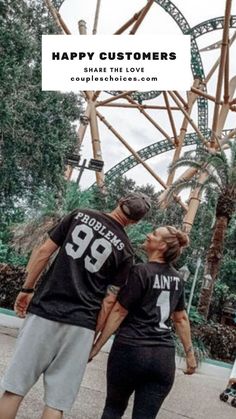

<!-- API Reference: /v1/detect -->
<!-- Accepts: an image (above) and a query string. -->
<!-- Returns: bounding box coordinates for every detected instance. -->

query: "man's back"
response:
[29,209,134,329]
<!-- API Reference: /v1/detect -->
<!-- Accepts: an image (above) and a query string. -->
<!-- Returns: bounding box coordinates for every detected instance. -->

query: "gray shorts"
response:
[1,314,95,412]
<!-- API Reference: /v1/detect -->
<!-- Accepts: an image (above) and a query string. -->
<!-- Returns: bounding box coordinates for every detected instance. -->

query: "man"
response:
[0,192,151,419]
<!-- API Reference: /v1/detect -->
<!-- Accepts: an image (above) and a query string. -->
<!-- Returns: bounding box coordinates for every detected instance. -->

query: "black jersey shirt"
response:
[28,209,134,330]
[115,262,185,347]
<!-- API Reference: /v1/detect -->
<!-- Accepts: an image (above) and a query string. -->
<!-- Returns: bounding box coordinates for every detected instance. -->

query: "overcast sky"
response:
[58,0,236,191]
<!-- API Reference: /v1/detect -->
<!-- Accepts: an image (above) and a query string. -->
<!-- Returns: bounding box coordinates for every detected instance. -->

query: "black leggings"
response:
[101,342,175,419]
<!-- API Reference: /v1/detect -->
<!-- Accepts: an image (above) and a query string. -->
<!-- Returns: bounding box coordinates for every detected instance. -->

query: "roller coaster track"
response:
[89,129,235,188]
[101,4,236,187]
[110,2,236,134]
[155,3,235,133]
[110,0,206,131]
[191,15,236,38]
[104,131,207,185]
[155,0,207,133]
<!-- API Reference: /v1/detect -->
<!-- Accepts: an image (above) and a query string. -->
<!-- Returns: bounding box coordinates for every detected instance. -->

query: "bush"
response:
[174,333,209,365]
[189,306,206,325]
[0,263,26,309]
[0,239,27,266]
[191,323,236,362]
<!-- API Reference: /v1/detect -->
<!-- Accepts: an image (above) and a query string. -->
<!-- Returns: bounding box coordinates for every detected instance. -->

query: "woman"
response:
[90,226,197,419]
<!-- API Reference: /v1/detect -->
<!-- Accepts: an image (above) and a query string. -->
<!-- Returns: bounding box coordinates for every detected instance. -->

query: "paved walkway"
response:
[0,327,235,419]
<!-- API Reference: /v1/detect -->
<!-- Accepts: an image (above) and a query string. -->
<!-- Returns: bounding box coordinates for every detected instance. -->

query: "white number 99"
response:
[65,224,112,273]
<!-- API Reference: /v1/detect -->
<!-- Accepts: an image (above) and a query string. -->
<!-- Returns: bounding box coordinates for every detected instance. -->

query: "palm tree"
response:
[165,143,236,319]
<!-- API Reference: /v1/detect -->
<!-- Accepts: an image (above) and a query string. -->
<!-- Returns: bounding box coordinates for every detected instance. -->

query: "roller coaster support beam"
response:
[166,79,205,187]
[168,91,208,146]
[205,30,236,84]
[190,88,222,104]
[224,39,230,104]
[114,6,145,34]
[210,0,232,147]
[44,0,70,34]
[97,92,135,106]
[173,91,188,109]
[125,96,174,145]
[96,103,180,110]
[89,104,106,193]
[129,0,155,34]
[92,0,102,35]
[182,172,208,233]
[217,76,236,137]
[163,92,178,145]
[78,21,105,191]
[96,110,188,211]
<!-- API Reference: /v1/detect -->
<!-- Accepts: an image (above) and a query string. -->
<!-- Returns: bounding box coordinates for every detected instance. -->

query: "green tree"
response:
[126,221,153,262]
[105,176,137,210]
[218,214,236,292]
[167,144,236,318]
[0,0,82,214]
[11,182,95,257]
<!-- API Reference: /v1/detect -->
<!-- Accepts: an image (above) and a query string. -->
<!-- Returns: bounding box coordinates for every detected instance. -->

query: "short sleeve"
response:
[174,288,186,312]
[110,256,133,288]
[117,265,145,310]
[48,210,77,246]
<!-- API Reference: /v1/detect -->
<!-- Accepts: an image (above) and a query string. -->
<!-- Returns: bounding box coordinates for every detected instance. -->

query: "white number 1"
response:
[156,291,170,329]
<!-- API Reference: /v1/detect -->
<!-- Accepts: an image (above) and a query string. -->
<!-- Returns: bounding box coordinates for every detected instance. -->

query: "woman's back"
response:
[115,262,185,347]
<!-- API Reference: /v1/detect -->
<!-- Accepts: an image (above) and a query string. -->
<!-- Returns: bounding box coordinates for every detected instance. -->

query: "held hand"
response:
[88,344,100,363]
[184,352,197,375]
[14,292,34,318]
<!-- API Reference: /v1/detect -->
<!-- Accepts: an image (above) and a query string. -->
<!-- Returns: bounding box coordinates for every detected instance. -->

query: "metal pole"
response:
[78,20,87,34]
[163,92,178,145]
[114,6,144,34]
[89,104,105,193]
[63,19,90,182]
[129,0,155,34]
[182,171,208,233]
[187,256,201,314]
[96,110,188,211]
[97,91,135,106]
[168,91,208,146]
[210,0,232,147]
[166,78,202,187]
[44,0,71,34]
[92,0,102,34]
[190,87,222,104]
[76,159,87,185]
[205,30,236,84]
[125,96,174,145]
[173,91,188,109]
[96,103,180,110]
